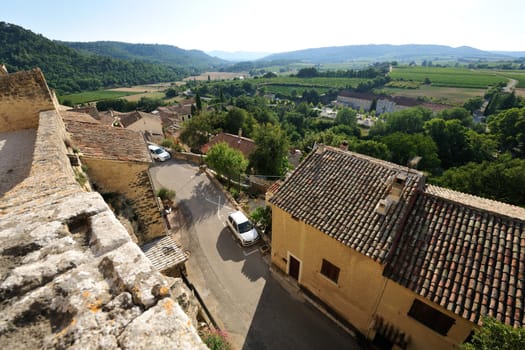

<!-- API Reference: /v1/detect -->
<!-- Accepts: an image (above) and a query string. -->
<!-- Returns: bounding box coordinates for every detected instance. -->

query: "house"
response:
[117,110,164,143]
[63,113,165,243]
[268,145,525,350]
[337,91,375,111]
[201,132,256,159]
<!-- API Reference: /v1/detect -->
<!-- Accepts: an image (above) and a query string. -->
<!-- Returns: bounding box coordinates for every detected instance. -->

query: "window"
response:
[320,259,340,283]
[408,299,455,336]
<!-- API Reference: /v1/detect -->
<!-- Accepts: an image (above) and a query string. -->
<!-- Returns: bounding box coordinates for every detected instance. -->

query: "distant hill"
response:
[207,50,273,62]
[490,51,525,58]
[0,22,191,94]
[261,44,515,64]
[63,41,228,70]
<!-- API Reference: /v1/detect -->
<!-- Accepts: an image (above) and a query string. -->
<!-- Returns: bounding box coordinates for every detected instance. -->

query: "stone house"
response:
[337,91,375,111]
[268,145,524,350]
[63,112,164,243]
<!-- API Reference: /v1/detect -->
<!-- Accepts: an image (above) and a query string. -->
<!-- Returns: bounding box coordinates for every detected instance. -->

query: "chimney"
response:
[238,128,242,144]
[375,198,391,215]
[0,64,8,76]
[388,173,407,202]
[340,140,349,151]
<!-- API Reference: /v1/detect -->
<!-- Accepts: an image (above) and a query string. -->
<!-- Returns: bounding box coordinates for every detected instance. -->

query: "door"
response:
[288,255,300,281]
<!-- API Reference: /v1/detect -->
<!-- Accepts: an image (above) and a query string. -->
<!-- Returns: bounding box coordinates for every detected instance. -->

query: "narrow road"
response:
[150,160,360,350]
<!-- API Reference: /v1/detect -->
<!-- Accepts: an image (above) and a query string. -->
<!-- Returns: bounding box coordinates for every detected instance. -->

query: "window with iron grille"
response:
[408,299,455,335]
[320,259,340,283]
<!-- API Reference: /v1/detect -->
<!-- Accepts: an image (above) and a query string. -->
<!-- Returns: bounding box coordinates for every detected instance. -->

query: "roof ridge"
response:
[425,184,525,222]
[322,145,425,177]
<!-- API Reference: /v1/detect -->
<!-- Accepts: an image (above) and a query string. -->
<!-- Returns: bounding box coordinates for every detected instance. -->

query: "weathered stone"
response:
[89,211,130,256]
[1,70,205,349]
[54,191,108,223]
[0,249,89,300]
[118,298,208,350]
[99,242,169,308]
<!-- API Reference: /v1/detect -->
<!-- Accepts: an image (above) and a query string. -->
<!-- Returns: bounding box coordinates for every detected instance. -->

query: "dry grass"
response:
[183,71,247,82]
[382,86,486,105]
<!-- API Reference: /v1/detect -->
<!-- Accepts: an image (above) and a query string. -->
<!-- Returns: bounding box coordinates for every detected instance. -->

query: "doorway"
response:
[288,254,301,281]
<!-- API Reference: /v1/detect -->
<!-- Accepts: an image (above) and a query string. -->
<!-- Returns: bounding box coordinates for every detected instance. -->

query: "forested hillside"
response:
[62,41,227,70]
[0,22,187,93]
[262,44,514,64]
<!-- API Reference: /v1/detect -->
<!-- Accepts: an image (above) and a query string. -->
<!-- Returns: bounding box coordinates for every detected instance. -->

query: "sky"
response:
[2,0,524,53]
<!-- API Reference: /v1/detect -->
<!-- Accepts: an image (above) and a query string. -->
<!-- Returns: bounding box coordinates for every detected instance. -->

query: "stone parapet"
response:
[0,79,206,348]
[0,68,55,132]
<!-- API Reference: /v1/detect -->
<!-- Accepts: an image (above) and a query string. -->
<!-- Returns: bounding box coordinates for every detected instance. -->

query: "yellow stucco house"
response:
[268,145,525,350]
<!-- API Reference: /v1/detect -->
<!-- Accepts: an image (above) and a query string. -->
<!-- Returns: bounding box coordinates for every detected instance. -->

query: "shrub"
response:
[156,187,176,201]
[200,329,232,350]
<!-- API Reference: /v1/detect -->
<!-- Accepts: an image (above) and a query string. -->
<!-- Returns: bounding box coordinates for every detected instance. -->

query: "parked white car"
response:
[226,211,260,246]
[148,144,171,162]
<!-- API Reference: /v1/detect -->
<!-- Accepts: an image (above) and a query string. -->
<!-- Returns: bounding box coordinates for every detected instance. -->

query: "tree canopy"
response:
[205,142,248,189]
[250,123,289,177]
[461,316,525,350]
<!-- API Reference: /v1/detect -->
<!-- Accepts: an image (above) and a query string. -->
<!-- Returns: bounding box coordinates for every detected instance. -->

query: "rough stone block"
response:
[98,242,169,308]
[118,298,208,350]
[89,211,131,256]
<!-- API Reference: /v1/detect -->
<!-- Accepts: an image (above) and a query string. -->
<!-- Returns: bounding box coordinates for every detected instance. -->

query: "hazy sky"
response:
[2,0,524,53]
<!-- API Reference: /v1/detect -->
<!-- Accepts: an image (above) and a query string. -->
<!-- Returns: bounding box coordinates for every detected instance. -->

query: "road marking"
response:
[243,248,259,256]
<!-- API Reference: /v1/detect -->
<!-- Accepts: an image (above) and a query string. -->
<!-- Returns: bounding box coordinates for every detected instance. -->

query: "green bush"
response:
[156,187,176,201]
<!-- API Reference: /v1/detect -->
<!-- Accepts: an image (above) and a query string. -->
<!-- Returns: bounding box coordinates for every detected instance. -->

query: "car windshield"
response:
[154,148,164,154]
[238,220,254,233]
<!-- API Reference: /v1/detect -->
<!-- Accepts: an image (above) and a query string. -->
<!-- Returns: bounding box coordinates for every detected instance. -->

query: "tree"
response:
[370,107,431,136]
[223,107,247,135]
[205,142,248,189]
[463,96,484,113]
[250,123,289,177]
[381,132,440,172]
[179,112,213,151]
[195,93,203,112]
[461,316,525,350]
[165,88,177,98]
[487,107,525,156]
[335,107,357,127]
[424,118,470,168]
[437,107,473,127]
[433,154,525,206]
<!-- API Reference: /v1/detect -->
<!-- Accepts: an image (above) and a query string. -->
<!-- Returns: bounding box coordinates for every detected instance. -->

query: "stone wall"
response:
[82,158,165,243]
[0,73,206,349]
[0,69,55,132]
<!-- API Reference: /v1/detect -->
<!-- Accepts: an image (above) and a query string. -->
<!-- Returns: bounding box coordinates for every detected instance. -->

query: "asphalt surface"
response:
[150,160,361,350]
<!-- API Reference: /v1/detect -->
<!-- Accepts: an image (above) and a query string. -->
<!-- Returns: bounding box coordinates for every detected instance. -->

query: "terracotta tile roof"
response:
[141,235,188,272]
[201,132,256,159]
[60,111,100,124]
[426,185,525,221]
[65,120,151,162]
[269,145,425,262]
[385,189,525,327]
[272,146,525,328]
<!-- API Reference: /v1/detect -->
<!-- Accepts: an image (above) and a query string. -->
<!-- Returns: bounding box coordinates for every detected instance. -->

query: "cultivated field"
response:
[59,90,142,105]
[381,86,486,105]
[390,66,509,89]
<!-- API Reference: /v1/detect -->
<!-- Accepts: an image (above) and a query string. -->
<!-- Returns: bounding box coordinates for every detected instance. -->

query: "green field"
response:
[258,76,367,89]
[59,90,142,105]
[390,66,508,89]
[493,70,525,88]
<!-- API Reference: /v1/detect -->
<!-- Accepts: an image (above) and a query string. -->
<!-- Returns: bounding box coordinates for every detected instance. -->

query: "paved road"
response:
[150,160,360,350]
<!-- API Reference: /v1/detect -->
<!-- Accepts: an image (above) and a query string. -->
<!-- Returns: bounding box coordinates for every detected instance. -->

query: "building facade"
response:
[269,145,524,350]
